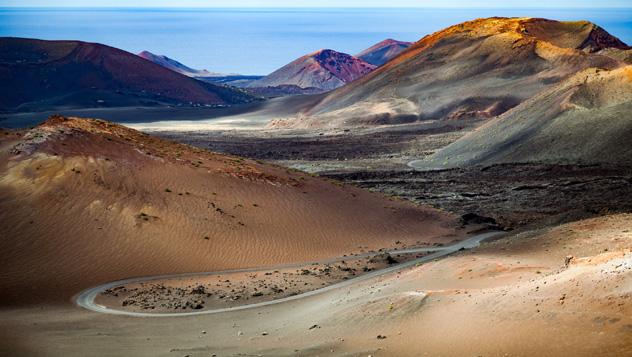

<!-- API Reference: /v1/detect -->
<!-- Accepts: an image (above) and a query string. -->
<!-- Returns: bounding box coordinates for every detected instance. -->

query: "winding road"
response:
[75,231,504,317]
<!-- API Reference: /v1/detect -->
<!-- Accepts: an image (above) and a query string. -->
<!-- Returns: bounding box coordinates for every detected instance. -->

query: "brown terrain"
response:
[1,16,631,357]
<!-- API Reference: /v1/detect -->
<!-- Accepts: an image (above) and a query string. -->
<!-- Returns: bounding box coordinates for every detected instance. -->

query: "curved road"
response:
[75,231,504,317]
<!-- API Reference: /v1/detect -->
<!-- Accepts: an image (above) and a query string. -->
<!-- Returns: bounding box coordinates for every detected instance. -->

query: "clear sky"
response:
[2,0,630,8]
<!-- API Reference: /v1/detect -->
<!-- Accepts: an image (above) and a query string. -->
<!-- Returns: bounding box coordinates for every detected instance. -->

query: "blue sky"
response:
[3,0,631,7]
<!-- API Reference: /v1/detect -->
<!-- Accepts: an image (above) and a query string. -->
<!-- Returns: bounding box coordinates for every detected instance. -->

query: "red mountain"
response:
[356,39,413,66]
[0,38,257,112]
[247,49,376,91]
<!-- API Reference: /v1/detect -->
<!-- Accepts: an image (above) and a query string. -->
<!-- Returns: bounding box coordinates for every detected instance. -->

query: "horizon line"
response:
[2,6,632,9]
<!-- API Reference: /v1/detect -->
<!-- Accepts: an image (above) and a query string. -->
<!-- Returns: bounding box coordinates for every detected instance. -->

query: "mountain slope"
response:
[247,49,376,91]
[357,39,412,66]
[411,65,632,169]
[281,18,628,128]
[0,116,460,304]
[0,38,257,112]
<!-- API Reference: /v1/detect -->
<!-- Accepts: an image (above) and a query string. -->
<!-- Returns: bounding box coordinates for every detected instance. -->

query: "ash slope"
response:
[0,116,459,305]
[0,38,257,112]
[247,49,376,91]
[281,18,628,128]
[356,38,413,66]
[415,65,632,169]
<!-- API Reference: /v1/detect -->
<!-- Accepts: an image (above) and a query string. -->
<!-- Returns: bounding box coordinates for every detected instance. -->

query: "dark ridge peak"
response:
[581,25,630,52]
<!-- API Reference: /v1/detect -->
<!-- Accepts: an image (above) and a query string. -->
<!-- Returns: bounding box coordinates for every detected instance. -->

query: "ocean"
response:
[1,7,630,75]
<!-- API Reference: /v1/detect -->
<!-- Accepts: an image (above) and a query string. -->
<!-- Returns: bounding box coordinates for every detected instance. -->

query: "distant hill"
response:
[197,75,265,88]
[137,50,264,87]
[247,49,376,91]
[278,18,629,128]
[245,84,325,98]
[137,50,222,77]
[356,39,412,66]
[0,38,258,112]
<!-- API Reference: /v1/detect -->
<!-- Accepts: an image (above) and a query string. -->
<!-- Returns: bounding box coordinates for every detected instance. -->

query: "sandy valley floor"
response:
[1,213,630,356]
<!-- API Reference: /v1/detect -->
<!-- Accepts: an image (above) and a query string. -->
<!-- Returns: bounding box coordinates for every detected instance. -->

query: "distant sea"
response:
[1,7,630,74]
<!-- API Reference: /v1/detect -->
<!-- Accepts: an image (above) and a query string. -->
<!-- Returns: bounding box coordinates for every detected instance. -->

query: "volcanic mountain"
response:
[0,38,257,112]
[0,116,460,304]
[247,49,376,91]
[356,38,413,66]
[280,18,629,128]
[412,65,632,169]
[137,50,222,77]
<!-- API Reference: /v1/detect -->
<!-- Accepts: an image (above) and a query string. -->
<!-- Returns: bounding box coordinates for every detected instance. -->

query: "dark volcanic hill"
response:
[279,18,629,128]
[0,38,257,112]
[356,39,412,66]
[247,49,376,91]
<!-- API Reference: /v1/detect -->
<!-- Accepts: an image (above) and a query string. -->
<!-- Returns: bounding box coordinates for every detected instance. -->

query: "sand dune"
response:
[0,116,461,305]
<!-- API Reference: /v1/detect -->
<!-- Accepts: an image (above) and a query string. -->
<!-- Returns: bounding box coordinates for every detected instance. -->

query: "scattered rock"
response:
[461,213,497,225]
[564,255,574,267]
[191,285,206,294]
